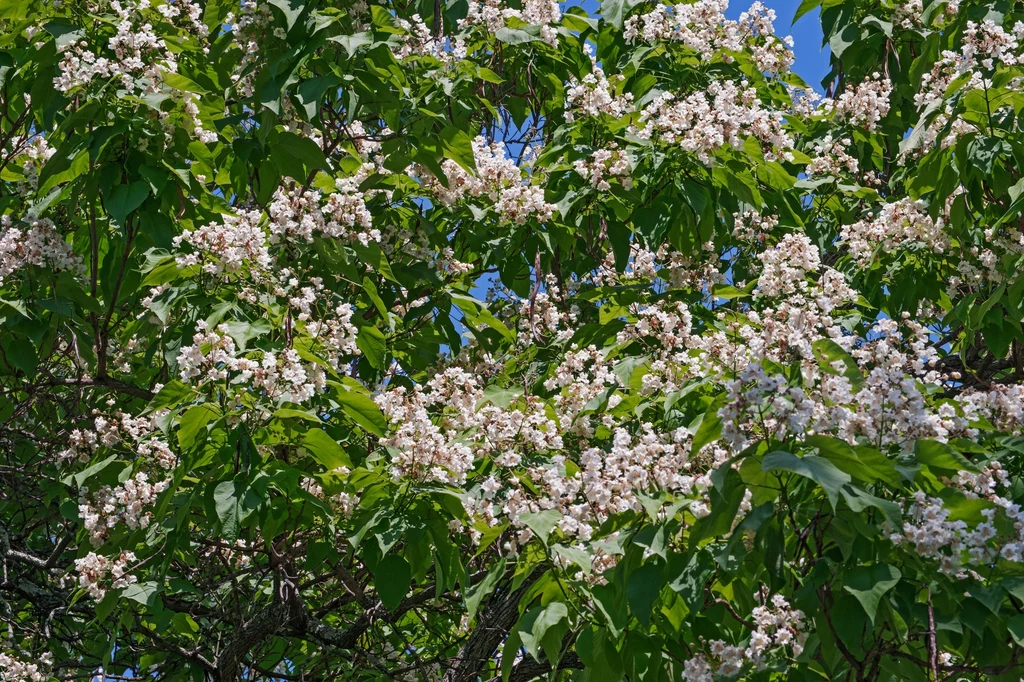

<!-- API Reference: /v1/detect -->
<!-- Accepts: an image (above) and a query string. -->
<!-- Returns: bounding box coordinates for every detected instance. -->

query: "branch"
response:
[38,377,154,401]
[442,569,544,682]
[487,651,583,682]
[215,603,291,682]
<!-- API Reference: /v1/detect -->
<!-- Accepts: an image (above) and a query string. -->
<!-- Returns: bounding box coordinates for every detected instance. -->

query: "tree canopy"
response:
[3,0,1024,679]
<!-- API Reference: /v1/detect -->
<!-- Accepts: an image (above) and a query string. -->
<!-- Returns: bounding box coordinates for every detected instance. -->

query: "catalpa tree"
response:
[1,0,1024,679]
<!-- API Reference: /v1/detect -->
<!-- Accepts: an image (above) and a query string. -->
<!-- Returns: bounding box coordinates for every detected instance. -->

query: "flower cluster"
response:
[733,210,778,243]
[918,20,1024,108]
[839,198,948,266]
[0,652,52,682]
[935,462,1024,576]
[564,58,635,122]
[419,136,555,224]
[74,551,137,600]
[79,472,171,546]
[54,0,180,94]
[8,135,56,194]
[573,145,632,190]
[177,322,327,404]
[805,135,863,180]
[461,0,562,45]
[173,209,270,276]
[637,80,794,164]
[183,92,218,143]
[0,216,83,286]
[820,73,892,131]
[624,0,794,74]
[394,14,468,63]
[681,591,807,681]
[268,167,379,246]
[375,368,483,484]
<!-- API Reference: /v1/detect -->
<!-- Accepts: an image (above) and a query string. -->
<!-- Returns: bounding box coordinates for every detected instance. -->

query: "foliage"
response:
[2,0,1024,680]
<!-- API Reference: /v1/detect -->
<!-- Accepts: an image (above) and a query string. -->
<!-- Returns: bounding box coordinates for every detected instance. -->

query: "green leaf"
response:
[177,404,220,450]
[793,0,823,23]
[267,0,304,31]
[3,339,37,377]
[627,563,663,627]
[465,557,506,623]
[691,395,726,455]
[121,581,159,606]
[915,439,979,474]
[480,385,524,408]
[843,564,901,624]
[520,509,561,546]
[357,325,387,369]
[807,435,900,487]
[148,380,193,412]
[440,126,476,174]
[362,276,389,322]
[517,602,569,664]
[271,131,327,182]
[105,181,150,228]
[67,455,118,488]
[599,0,631,28]
[336,391,387,436]
[328,32,373,57]
[451,292,514,341]
[829,23,861,59]
[840,485,902,527]
[494,26,542,44]
[812,338,864,391]
[301,428,352,470]
[273,408,322,423]
[1009,615,1024,646]
[552,543,593,572]
[213,479,245,541]
[762,451,851,508]
[374,554,412,610]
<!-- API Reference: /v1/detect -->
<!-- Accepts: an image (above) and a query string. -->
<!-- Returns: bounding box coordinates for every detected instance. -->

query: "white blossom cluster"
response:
[572,145,632,190]
[376,350,715,554]
[182,92,217,143]
[516,289,578,343]
[819,72,892,131]
[79,472,171,546]
[564,57,635,122]
[637,80,794,165]
[173,208,271,276]
[53,0,181,94]
[7,134,56,195]
[460,0,562,46]
[375,368,490,484]
[681,591,807,681]
[606,234,1013,454]
[906,20,1024,155]
[223,0,273,97]
[419,136,555,224]
[883,451,1024,575]
[177,321,328,404]
[268,169,379,247]
[0,216,83,287]
[732,210,778,243]
[60,411,171,464]
[839,198,948,266]
[394,14,468,63]
[74,550,137,600]
[805,134,863,180]
[0,652,52,682]
[624,0,794,74]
